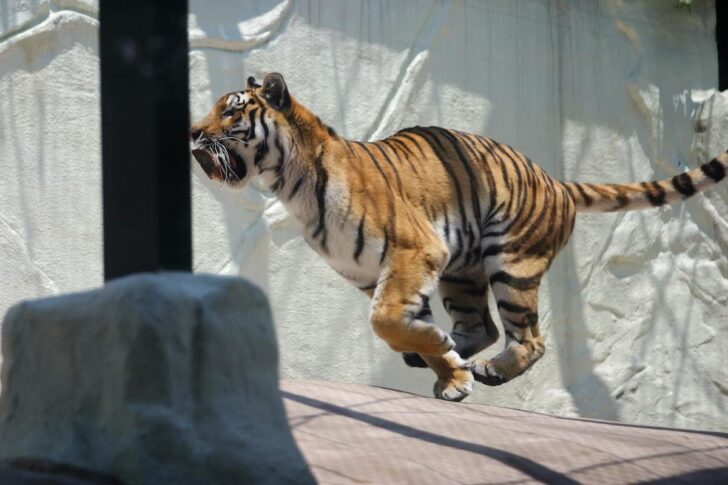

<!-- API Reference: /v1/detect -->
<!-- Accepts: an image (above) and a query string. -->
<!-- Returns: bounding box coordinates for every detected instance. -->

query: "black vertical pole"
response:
[718,1,728,91]
[100,0,191,280]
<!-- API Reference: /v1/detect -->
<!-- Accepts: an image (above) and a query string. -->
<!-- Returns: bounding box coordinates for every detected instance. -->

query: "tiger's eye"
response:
[222,109,236,118]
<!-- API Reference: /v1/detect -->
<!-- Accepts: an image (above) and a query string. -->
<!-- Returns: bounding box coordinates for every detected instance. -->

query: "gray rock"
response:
[0,273,314,485]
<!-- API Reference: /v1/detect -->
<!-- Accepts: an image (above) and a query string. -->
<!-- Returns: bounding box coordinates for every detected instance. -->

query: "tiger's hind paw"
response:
[471,359,507,386]
[402,352,428,368]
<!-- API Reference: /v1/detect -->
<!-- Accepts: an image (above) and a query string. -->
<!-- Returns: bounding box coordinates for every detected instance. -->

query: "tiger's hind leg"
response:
[472,181,576,385]
[402,274,499,368]
[371,247,474,401]
[471,262,546,386]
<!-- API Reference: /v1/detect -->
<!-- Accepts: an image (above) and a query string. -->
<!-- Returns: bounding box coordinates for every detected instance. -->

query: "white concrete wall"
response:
[1,0,727,432]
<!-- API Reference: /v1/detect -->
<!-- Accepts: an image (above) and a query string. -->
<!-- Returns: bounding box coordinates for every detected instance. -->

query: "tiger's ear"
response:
[263,72,291,112]
[247,76,261,89]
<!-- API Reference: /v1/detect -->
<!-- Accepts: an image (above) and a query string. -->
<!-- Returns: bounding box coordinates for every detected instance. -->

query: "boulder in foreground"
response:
[0,273,314,485]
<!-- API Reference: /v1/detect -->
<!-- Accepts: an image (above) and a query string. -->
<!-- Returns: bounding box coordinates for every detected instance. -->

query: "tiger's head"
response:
[190,72,292,187]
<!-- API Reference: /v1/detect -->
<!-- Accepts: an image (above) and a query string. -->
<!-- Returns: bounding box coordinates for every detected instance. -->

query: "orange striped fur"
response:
[191,73,727,401]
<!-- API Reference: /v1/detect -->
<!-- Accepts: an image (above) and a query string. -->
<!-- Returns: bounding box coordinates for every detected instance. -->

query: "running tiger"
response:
[191,73,727,402]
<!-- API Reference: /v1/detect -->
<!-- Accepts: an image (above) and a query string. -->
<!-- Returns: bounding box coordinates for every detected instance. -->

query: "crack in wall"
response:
[0,1,97,46]
[0,10,97,55]
[0,0,292,55]
[188,0,292,52]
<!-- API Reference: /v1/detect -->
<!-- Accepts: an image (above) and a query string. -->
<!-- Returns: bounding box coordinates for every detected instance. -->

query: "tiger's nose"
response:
[191,148,215,176]
[190,128,203,141]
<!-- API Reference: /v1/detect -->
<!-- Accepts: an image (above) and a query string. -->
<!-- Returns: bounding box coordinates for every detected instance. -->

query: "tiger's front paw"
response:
[433,366,474,402]
[471,359,507,386]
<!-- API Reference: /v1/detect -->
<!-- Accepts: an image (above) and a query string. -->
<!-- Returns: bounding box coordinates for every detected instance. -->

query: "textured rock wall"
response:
[1,0,726,431]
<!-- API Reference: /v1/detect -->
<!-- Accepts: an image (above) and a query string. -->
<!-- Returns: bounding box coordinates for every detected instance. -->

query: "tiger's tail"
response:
[561,150,728,213]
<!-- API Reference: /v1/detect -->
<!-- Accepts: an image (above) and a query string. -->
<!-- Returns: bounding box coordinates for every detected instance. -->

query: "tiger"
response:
[190,73,727,402]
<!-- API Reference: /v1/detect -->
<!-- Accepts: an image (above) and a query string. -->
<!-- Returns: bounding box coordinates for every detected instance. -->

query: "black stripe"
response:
[562,183,576,201]
[443,211,450,241]
[505,330,521,342]
[395,131,427,159]
[355,142,397,255]
[442,297,454,311]
[481,244,504,258]
[448,229,463,268]
[497,143,525,213]
[489,271,541,290]
[518,186,556,258]
[343,198,353,223]
[671,172,696,197]
[343,140,357,158]
[260,107,269,137]
[480,167,543,240]
[253,109,269,167]
[447,304,480,315]
[288,176,305,201]
[574,183,593,207]
[245,107,257,141]
[497,300,531,313]
[440,275,476,285]
[555,184,572,247]
[402,128,468,229]
[439,130,483,225]
[483,139,511,193]
[481,140,517,228]
[503,312,538,329]
[505,182,553,259]
[415,306,432,318]
[422,202,434,222]
[270,134,286,193]
[478,139,524,236]
[615,192,630,209]
[700,159,726,182]
[354,142,390,186]
[483,202,505,226]
[463,286,486,297]
[463,224,475,266]
[642,181,666,206]
[312,154,329,253]
[384,138,418,174]
[463,135,498,227]
[354,215,366,263]
[373,143,404,195]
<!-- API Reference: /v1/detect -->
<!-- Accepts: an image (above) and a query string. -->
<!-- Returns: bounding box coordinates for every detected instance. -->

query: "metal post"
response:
[100,0,191,280]
[718,1,728,91]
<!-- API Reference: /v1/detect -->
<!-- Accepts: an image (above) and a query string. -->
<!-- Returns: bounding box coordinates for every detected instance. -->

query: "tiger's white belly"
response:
[288,180,384,289]
[303,220,384,288]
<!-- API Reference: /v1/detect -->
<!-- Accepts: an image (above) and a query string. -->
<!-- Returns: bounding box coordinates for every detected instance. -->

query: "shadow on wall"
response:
[188,0,724,423]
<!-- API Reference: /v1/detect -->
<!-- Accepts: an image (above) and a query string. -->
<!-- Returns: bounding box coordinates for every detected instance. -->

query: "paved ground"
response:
[281,380,728,484]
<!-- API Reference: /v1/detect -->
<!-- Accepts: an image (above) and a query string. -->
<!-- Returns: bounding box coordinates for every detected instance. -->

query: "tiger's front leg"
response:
[371,246,474,401]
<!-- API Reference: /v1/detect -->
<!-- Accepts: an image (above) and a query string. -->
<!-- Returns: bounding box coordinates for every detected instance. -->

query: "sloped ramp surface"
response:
[281,380,728,484]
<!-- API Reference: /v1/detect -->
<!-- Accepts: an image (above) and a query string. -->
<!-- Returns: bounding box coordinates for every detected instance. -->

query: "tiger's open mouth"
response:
[191,147,247,181]
[228,150,247,180]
